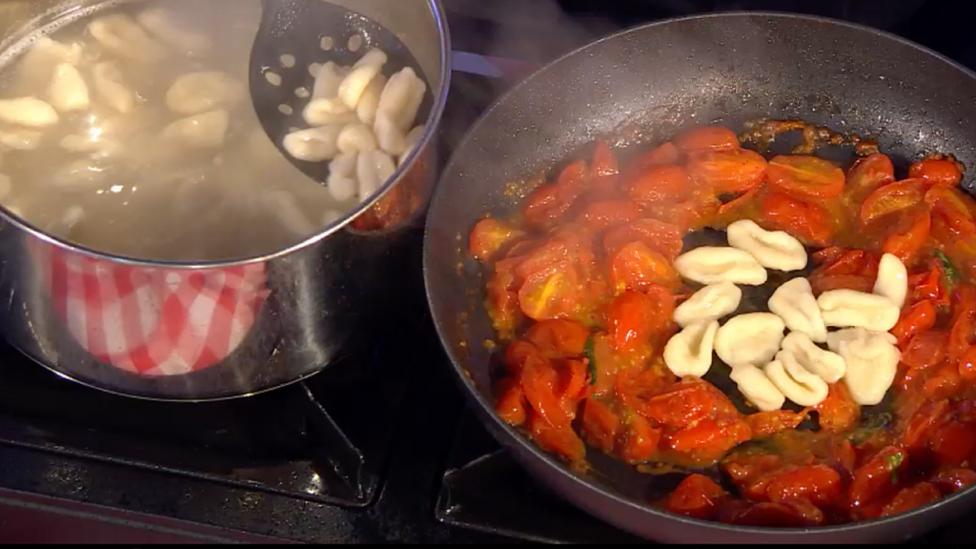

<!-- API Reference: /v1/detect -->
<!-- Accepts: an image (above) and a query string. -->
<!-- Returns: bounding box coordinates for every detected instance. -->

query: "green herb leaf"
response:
[848,413,893,446]
[584,336,597,386]
[936,250,960,288]
[885,451,905,484]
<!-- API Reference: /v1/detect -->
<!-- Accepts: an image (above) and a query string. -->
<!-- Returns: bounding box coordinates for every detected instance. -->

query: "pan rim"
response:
[424,10,976,539]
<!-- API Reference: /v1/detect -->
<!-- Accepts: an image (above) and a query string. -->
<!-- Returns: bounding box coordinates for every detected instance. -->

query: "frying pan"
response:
[424,12,976,543]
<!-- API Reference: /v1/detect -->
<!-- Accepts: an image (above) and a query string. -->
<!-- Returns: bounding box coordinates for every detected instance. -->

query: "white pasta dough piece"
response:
[357,150,396,200]
[765,351,830,407]
[673,282,742,327]
[162,110,230,149]
[401,125,426,164]
[356,74,386,126]
[19,38,83,83]
[92,62,135,114]
[263,190,317,237]
[304,102,359,127]
[374,113,408,156]
[714,313,785,366]
[312,62,347,100]
[768,277,828,343]
[674,247,768,286]
[328,152,358,202]
[282,125,342,162]
[0,128,43,151]
[818,289,901,332]
[727,219,807,271]
[828,328,900,406]
[59,134,122,158]
[874,253,908,309]
[337,123,378,154]
[88,14,167,61]
[0,97,59,128]
[48,63,90,113]
[166,72,244,115]
[330,151,357,177]
[730,364,785,412]
[136,6,212,56]
[338,51,386,110]
[376,67,427,132]
[781,332,846,383]
[663,320,719,378]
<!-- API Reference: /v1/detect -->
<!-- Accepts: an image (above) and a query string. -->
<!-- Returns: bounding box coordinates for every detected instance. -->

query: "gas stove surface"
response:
[0,1,974,543]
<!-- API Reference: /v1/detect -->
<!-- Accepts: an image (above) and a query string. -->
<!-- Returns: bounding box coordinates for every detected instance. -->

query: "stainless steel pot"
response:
[0,0,451,400]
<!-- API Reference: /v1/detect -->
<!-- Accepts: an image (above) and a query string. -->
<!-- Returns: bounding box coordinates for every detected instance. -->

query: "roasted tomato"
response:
[666,474,727,520]
[910,157,963,187]
[675,125,739,153]
[767,155,845,200]
[760,191,835,246]
[627,164,694,204]
[687,148,768,195]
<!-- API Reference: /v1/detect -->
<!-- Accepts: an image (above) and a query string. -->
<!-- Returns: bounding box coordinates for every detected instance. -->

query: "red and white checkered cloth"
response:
[33,243,269,377]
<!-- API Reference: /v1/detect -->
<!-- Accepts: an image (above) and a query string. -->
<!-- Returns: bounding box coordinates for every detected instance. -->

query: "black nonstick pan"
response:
[424,13,976,543]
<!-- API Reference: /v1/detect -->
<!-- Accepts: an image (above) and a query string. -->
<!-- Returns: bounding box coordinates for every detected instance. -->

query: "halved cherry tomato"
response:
[632,141,682,169]
[883,209,931,265]
[926,184,976,237]
[527,413,586,464]
[610,241,681,293]
[923,363,962,400]
[929,421,976,468]
[715,184,764,220]
[687,148,768,195]
[581,399,621,454]
[846,153,895,200]
[767,155,845,199]
[607,288,675,352]
[666,418,752,465]
[761,192,834,246]
[620,414,662,464]
[891,300,938,346]
[746,410,807,438]
[518,262,581,321]
[880,483,941,517]
[903,400,950,451]
[666,474,727,520]
[603,218,684,261]
[591,140,619,178]
[763,465,843,507]
[675,125,739,153]
[648,189,720,232]
[860,179,926,225]
[931,469,976,494]
[523,160,588,228]
[469,218,524,261]
[958,345,976,381]
[579,200,641,231]
[556,358,589,406]
[641,379,740,431]
[816,383,860,434]
[627,165,694,203]
[849,446,906,512]
[901,330,947,371]
[910,158,963,187]
[495,378,527,426]
[525,319,589,358]
[520,354,571,428]
[720,499,825,527]
[947,286,976,365]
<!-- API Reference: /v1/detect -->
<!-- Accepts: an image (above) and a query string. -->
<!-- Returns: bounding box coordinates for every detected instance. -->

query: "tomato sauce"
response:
[468,123,976,526]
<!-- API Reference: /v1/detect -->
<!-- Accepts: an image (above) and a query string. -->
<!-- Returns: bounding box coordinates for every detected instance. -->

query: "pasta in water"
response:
[0,0,428,261]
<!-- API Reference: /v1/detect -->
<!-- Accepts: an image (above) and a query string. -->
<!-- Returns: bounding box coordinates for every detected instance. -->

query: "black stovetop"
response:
[0,2,974,544]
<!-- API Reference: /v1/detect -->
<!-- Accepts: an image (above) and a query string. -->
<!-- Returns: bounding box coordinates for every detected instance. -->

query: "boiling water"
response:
[0,0,348,262]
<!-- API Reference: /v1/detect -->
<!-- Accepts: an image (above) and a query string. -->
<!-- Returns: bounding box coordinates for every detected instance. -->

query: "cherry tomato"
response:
[666,418,752,465]
[607,288,675,352]
[720,499,825,527]
[641,379,740,431]
[767,155,845,199]
[860,179,926,226]
[880,483,940,517]
[581,398,621,454]
[495,378,527,426]
[579,200,641,231]
[816,383,860,434]
[931,469,976,494]
[761,192,834,246]
[948,286,976,364]
[627,165,694,204]
[849,446,906,512]
[910,158,963,187]
[666,474,727,520]
[901,330,947,371]
[523,160,588,228]
[518,262,581,321]
[591,140,619,178]
[923,364,962,400]
[926,184,976,238]
[525,319,590,358]
[903,400,950,451]
[883,209,931,265]
[891,300,938,346]
[632,141,682,169]
[556,358,589,406]
[620,414,662,464]
[603,218,684,261]
[610,241,681,294]
[763,465,843,507]
[520,354,571,428]
[746,410,808,438]
[929,421,976,468]
[469,217,524,261]
[527,413,586,464]
[687,148,768,195]
[958,345,976,381]
[846,153,895,200]
[675,125,739,153]
[648,189,720,232]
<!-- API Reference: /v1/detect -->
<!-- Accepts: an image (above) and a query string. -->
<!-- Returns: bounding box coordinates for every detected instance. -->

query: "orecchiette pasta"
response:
[91,62,135,114]
[674,247,768,286]
[818,289,901,332]
[780,331,846,383]
[730,364,785,412]
[766,351,830,407]
[714,313,785,367]
[664,320,719,378]
[874,253,908,309]
[48,63,90,113]
[827,328,900,406]
[282,125,343,162]
[357,149,396,200]
[0,97,59,128]
[166,72,244,116]
[768,277,827,342]
[727,219,808,271]
[162,109,229,149]
[88,14,167,62]
[673,282,742,328]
